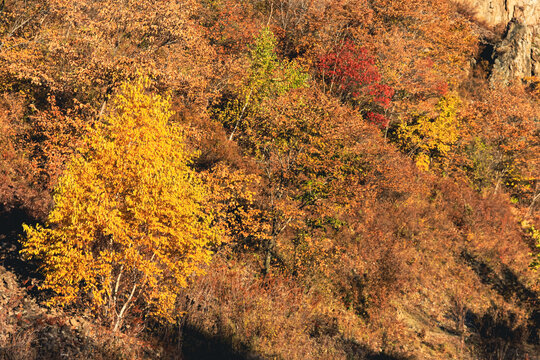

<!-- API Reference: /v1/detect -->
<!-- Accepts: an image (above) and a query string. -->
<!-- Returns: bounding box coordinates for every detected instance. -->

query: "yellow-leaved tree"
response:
[395,94,461,171]
[22,77,218,331]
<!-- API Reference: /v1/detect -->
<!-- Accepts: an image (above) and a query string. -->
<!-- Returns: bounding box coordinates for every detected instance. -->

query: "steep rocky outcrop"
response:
[457,0,539,28]
[491,14,540,82]
[458,0,540,82]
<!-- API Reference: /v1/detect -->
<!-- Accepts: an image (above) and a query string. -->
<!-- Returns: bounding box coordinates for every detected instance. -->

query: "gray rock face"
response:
[456,0,539,27]
[491,19,539,83]
[457,0,540,82]
[532,28,540,74]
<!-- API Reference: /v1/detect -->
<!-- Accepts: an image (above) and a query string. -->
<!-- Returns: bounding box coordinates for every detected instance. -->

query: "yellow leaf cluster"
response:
[396,94,461,171]
[22,77,218,327]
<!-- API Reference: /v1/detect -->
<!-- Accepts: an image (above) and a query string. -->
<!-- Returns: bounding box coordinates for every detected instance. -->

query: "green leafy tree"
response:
[218,26,308,141]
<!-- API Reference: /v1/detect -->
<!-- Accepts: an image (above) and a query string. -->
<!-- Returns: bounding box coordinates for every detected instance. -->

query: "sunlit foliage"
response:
[215,27,308,141]
[22,78,218,330]
[394,94,461,171]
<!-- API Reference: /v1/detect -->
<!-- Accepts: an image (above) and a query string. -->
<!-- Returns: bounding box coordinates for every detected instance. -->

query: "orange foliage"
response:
[0,0,538,358]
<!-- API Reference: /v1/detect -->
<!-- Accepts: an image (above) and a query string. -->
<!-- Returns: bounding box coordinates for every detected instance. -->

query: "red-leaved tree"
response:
[318,40,394,127]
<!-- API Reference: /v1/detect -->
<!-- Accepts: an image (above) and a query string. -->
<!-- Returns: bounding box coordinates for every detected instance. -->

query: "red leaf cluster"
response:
[318,40,394,127]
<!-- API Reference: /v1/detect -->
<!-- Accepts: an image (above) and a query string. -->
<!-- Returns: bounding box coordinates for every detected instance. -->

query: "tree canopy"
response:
[22,77,218,330]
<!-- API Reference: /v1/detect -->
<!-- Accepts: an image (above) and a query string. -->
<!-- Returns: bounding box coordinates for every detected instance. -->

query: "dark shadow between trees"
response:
[0,207,42,290]
[461,250,539,359]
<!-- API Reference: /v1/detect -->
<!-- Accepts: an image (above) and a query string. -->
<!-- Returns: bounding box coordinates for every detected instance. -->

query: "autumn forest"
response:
[0,0,539,359]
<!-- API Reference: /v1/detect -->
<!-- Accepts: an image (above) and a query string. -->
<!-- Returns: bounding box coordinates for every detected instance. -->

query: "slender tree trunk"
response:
[228,88,253,141]
[110,265,123,317]
[98,100,107,120]
[263,236,276,275]
[113,282,137,332]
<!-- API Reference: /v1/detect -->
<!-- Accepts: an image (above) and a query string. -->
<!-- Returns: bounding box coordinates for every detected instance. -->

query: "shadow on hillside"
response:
[461,250,538,307]
[2,316,263,360]
[179,329,414,360]
[0,315,154,360]
[0,207,42,284]
[153,323,413,360]
[339,338,414,360]
[465,307,537,360]
[461,250,540,358]
[178,325,262,360]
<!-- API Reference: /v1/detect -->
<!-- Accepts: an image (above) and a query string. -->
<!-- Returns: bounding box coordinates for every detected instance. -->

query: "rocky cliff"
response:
[458,0,540,82]
[457,0,538,27]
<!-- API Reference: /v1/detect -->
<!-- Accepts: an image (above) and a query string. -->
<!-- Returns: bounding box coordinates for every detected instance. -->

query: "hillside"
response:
[0,0,539,359]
